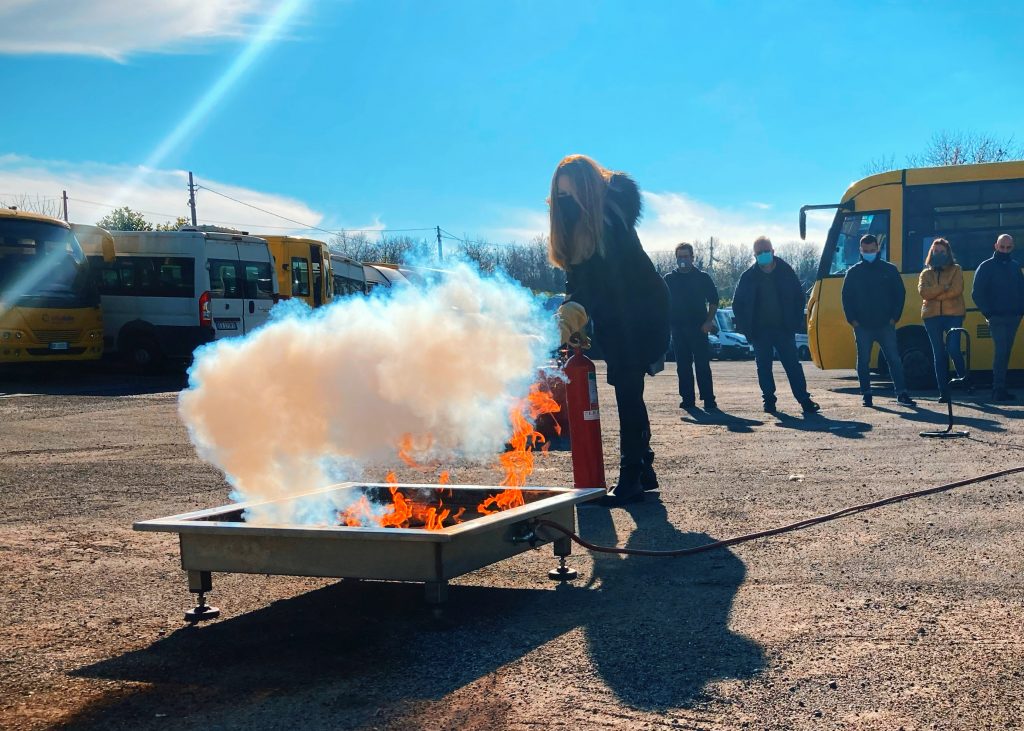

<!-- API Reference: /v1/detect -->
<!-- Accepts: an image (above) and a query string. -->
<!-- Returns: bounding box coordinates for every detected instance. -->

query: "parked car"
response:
[713,308,754,360]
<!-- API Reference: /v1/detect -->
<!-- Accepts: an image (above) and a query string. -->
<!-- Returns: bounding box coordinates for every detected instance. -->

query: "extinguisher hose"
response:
[535,465,1024,558]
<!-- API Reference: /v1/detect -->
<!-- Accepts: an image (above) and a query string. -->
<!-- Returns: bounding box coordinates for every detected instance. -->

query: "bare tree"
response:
[865,130,1022,175]
[0,194,63,219]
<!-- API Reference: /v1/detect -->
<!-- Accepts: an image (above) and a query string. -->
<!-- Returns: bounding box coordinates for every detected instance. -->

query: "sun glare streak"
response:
[105,0,307,210]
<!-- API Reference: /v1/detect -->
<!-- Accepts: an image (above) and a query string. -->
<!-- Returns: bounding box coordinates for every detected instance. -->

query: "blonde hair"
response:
[548,154,613,269]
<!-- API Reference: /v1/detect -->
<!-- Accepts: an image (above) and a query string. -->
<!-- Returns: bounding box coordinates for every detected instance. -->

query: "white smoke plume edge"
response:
[178,260,561,525]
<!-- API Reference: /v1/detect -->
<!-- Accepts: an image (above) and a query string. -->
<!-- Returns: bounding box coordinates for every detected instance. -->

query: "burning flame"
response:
[478,384,560,515]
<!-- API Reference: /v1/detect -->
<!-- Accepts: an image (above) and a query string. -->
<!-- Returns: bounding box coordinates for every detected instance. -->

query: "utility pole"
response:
[61,190,69,222]
[187,171,198,226]
[708,236,716,272]
[436,225,443,261]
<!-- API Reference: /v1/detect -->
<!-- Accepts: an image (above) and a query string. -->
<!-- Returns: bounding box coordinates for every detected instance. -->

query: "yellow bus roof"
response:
[259,234,328,246]
[842,160,1024,203]
[0,207,70,228]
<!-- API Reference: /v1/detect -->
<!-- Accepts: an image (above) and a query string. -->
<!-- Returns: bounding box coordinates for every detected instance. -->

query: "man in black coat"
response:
[732,236,819,414]
[841,234,915,407]
[664,242,719,410]
[972,233,1024,401]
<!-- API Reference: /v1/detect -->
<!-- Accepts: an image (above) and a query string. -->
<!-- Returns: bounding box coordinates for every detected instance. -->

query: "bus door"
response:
[310,244,324,307]
[206,243,245,337]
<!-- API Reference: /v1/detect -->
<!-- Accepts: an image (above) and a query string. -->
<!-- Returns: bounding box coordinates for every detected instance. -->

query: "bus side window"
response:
[291,257,310,296]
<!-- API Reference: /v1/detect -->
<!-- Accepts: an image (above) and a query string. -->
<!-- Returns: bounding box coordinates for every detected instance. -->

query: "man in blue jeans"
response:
[733,236,820,414]
[841,234,916,407]
[972,233,1024,401]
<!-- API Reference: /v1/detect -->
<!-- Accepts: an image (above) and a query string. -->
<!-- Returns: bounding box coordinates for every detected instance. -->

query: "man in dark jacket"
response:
[664,242,719,410]
[732,236,819,414]
[971,233,1024,401]
[841,234,915,407]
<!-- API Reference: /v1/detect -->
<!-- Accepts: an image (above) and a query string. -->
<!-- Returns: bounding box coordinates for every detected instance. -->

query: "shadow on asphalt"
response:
[68,501,764,726]
[0,361,186,397]
[680,407,764,433]
[872,403,1006,432]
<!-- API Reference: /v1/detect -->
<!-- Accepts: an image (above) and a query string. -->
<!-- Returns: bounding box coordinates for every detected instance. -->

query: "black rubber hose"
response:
[536,465,1024,557]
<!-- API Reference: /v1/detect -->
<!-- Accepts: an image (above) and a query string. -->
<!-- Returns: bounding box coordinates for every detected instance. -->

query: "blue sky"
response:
[2,0,1023,250]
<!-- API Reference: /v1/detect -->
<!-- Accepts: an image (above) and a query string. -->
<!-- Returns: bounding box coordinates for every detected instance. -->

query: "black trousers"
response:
[611,366,652,470]
[672,326,715,403]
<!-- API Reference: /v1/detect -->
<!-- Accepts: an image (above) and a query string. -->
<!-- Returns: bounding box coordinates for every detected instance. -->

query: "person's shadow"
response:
[66,503,765,725]
[577,498,765,708]
[770,410,872,439]
[680,406,764,433]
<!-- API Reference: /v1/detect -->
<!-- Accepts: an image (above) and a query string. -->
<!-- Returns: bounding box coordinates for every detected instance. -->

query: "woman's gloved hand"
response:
[556,301,590,347]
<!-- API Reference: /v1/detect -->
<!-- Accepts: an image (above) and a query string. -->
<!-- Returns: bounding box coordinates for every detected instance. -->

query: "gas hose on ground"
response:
[536,465,1024,557]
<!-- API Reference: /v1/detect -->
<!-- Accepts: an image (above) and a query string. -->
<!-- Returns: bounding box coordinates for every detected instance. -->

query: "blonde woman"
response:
[549,155,670,506]
[918,237,966,402]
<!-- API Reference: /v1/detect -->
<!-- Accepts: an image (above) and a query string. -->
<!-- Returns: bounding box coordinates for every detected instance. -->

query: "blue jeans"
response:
[750,328,810,404]
[854,324,907,396]
[989,315,1022,392]
[923,315,966,394]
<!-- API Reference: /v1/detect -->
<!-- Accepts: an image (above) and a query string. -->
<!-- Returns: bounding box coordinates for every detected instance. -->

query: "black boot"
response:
[640,430,658,492]
[599,464,645,507]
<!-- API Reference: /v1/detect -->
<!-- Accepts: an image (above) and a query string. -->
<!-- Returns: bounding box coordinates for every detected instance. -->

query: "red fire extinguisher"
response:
[563,346,607,491]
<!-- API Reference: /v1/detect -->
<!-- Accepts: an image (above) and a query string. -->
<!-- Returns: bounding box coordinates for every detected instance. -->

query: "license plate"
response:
[216,320,238,331]
[49,341,69,351]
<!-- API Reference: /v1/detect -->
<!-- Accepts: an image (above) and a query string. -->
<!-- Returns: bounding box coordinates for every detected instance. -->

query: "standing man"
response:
[972,233,1024,401]
[664,242,719,410]
[841,234,916,407]
[732,236,820,414]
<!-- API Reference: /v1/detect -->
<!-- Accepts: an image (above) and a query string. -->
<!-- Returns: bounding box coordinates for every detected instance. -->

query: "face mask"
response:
[862,252,878,263]
[995,250,1012,261]
[558,195,580,230]
[677,258,692,270]
[930,252,949,268]
[755,251,773,266]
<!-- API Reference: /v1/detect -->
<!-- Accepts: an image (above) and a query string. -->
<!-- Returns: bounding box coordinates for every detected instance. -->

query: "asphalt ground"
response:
[1,359,1023,730]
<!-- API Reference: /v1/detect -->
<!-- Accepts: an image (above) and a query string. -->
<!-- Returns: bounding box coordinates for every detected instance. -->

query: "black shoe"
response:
[993,390,1016,402]
[800,399,821,414]
[862,395,873,407]
[679,399,696,409]
[763,400,778,413]
[640,464,658,492]
[896,393,916,407]
[703,399,718,411]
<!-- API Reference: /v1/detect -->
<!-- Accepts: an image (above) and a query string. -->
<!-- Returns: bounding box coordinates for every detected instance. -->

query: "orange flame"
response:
[478,384,560,515]
[439,470,451,484]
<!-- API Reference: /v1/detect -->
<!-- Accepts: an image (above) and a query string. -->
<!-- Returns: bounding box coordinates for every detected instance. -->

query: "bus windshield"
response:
[0,220,97,308]
[716,309,737,333]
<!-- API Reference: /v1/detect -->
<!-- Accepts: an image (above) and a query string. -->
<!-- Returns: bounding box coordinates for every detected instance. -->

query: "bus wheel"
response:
[898,334,935,390]
[128,337,162,371]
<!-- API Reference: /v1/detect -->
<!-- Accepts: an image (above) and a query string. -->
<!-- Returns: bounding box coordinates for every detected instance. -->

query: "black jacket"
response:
[664,267,719,329]
[731,257,804,338]
[972,254,1024,318]
[565,174,670,381]
[841,257,905,329]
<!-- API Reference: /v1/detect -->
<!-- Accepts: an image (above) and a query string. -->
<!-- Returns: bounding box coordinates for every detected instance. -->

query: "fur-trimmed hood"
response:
[606,172,642,227]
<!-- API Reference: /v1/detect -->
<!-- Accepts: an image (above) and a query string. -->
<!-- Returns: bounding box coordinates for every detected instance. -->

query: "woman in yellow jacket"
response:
[918,237,967,402]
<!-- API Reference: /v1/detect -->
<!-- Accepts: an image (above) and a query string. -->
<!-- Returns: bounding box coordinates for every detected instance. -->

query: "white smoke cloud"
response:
[178,262,559,525]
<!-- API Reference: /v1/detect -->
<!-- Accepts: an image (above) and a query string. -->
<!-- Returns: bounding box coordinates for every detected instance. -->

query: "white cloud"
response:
[0,154,335,235]
[487,190,832,253]
[0,0,286,60]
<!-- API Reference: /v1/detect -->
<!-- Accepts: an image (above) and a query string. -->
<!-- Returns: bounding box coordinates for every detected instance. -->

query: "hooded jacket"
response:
[731,256,805,338]
[918,264,965,318]
[841,256,906,329]
[565,173,670,383]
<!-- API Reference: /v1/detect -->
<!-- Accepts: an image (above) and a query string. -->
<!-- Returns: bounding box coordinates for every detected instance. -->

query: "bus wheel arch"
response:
[894,325,935,390]
[118,322,162,370]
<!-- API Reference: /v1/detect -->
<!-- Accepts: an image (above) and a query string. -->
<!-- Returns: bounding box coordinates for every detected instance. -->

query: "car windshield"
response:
[0,219,96,307]
[716,309,737,333]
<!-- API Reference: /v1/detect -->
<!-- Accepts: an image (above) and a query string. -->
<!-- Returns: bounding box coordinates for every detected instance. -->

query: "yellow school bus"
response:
[801,161,1024,387]
[0,209,107,364]
[262,235,333,308]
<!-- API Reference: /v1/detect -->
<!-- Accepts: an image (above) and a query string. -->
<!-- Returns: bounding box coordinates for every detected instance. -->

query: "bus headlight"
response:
[1,332,9,340]
[15,331,22,339]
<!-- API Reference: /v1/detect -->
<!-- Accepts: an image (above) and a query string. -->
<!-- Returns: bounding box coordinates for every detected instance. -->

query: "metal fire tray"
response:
[135,482,604,617]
